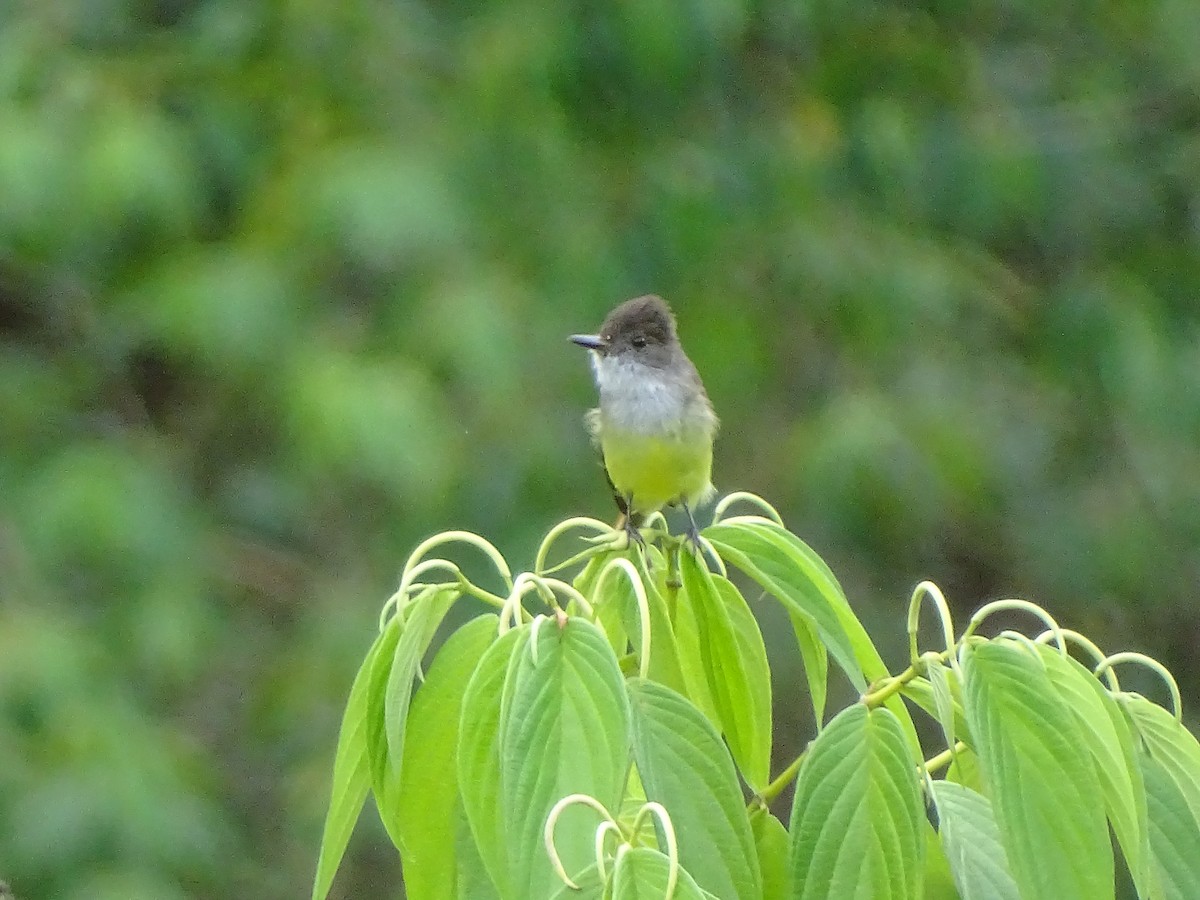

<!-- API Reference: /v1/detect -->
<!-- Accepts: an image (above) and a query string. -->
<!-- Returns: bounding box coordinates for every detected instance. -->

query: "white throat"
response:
[590,352,705,437]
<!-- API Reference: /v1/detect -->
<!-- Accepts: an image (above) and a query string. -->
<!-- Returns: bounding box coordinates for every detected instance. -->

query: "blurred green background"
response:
[2,0,1198,896]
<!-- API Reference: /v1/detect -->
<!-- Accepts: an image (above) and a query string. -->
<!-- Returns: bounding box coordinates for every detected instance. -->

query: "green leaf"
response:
[945,746,983,793]
[603,552,690,697]
[1037,646,1156,899]
[704,520,919,754]
[500,617,631,899]
[369,587,458,844]
[789,610,828,728]
[789,704,924,900]
[364,616,402,831]
[611,847,719,900]
[1141,754,1200,900]
[638,564,689,696]
[960,640,1113,900]
[673,564,721,728]
[704,521,865,691]
[922,820,963,900]
[627,678,761,900]
[902,674,972,750]
[594,575,630,658]
[312,628,391,900]
[395,615,498,900]
[931,780,1019,900]
[715,575,773,788]
[750,806,793,900]
[679,551,772,790]
[458,625,530,897]
[546,863,606,899]
[1125,696,1200,900]
[455,802,501,900]
[927,661,958,753]
[579,549,631,657]
[385,588,458,769]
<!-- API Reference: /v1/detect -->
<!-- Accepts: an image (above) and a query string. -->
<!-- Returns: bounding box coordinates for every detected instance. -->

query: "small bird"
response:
[571,295,718,544]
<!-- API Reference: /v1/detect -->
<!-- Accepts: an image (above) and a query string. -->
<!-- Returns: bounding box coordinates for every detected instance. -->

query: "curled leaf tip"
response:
[1096,651,1183,721]
[544,794,620,890]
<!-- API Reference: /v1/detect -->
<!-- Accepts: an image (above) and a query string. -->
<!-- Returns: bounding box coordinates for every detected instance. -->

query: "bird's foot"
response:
[681,502,704,555]
[617,497,647,551]
[623,514,647,551]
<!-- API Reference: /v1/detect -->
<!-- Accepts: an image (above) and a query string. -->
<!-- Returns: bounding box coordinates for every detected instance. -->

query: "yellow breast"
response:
[599,429,714,513]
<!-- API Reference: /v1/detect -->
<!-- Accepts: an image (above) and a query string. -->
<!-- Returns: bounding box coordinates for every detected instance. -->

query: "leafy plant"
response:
[312,494,1200,899]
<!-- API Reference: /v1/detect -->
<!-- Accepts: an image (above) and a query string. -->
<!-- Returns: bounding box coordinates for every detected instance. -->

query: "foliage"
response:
[314,498,1200,899]
[3,0,1199,896]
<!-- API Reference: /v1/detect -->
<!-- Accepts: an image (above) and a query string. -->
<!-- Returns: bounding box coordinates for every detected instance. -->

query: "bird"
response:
[571,295,718,544]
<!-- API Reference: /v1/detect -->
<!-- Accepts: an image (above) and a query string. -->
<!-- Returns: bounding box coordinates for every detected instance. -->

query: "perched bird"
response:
[571,295,718,543]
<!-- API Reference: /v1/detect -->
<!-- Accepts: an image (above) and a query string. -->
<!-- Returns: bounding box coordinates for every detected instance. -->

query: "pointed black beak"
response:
[570,333,606,351]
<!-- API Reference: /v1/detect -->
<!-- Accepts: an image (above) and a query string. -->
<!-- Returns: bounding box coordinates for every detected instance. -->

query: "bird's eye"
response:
[631,335,647,348]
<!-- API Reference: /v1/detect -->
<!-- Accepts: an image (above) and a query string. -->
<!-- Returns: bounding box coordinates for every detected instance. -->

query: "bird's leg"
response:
[605,463,625,515]
[622,495,646,550]
[681,500,703,552]
[605,466,641,545]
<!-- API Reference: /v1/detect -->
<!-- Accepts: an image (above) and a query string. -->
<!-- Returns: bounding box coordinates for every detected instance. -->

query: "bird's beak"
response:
[570,333,606,351]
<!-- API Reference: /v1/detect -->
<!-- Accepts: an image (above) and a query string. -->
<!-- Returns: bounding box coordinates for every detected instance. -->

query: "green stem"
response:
[924,741,967,776]
[461,581,511,611]
[754,751,807,808]
[861,666,921,708]
[538,542,612,577]
[863,644,960,709]
[662,548,681,624]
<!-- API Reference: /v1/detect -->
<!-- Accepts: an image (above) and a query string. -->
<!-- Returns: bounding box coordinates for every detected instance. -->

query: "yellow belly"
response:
[600,429,714,513]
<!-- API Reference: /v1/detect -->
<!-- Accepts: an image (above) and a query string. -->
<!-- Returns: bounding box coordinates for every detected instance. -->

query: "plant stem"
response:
[861,666,920,707]
[754,750,807,808]
[924,741,967,776]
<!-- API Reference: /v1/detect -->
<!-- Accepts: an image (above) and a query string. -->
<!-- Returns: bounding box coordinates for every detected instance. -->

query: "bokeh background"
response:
[2,0,1199,896]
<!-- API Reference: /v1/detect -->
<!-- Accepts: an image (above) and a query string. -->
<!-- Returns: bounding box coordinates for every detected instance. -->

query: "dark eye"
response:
[631,335,647,348]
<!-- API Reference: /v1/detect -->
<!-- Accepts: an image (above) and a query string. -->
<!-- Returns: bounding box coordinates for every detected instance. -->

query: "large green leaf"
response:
[678,551,772,791]
[395,614,498,900]
[455,802,501,900]
[627,678,761,900]
[610,847,719,900]
[594,574,631,659]
[1125,696,1200,900]
[945,746,983,793]
[789,704,924,900]
[457,625,530,897]
[714,575,773,789]
[704,520,919,754]
[576,548,632,658]
[363,615,402,836]
[902,674,972,750]
[637,562,689,696]
[673,563,721,729]
[598,552,689,697]
[704,521,865,691]
[926,661,958,753]
[750,806,793,900]
[960,639,1113,900]
[368,587,458,843]
[499,617,631,899]
[546,863,606,899]
[1141,754,1200,900]
[312,627,392,900]
[1037,646,1156,899]
[931,780,1019,900]
[384,588,458,771]
[922,820,962,900]
[789,610,828,728]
